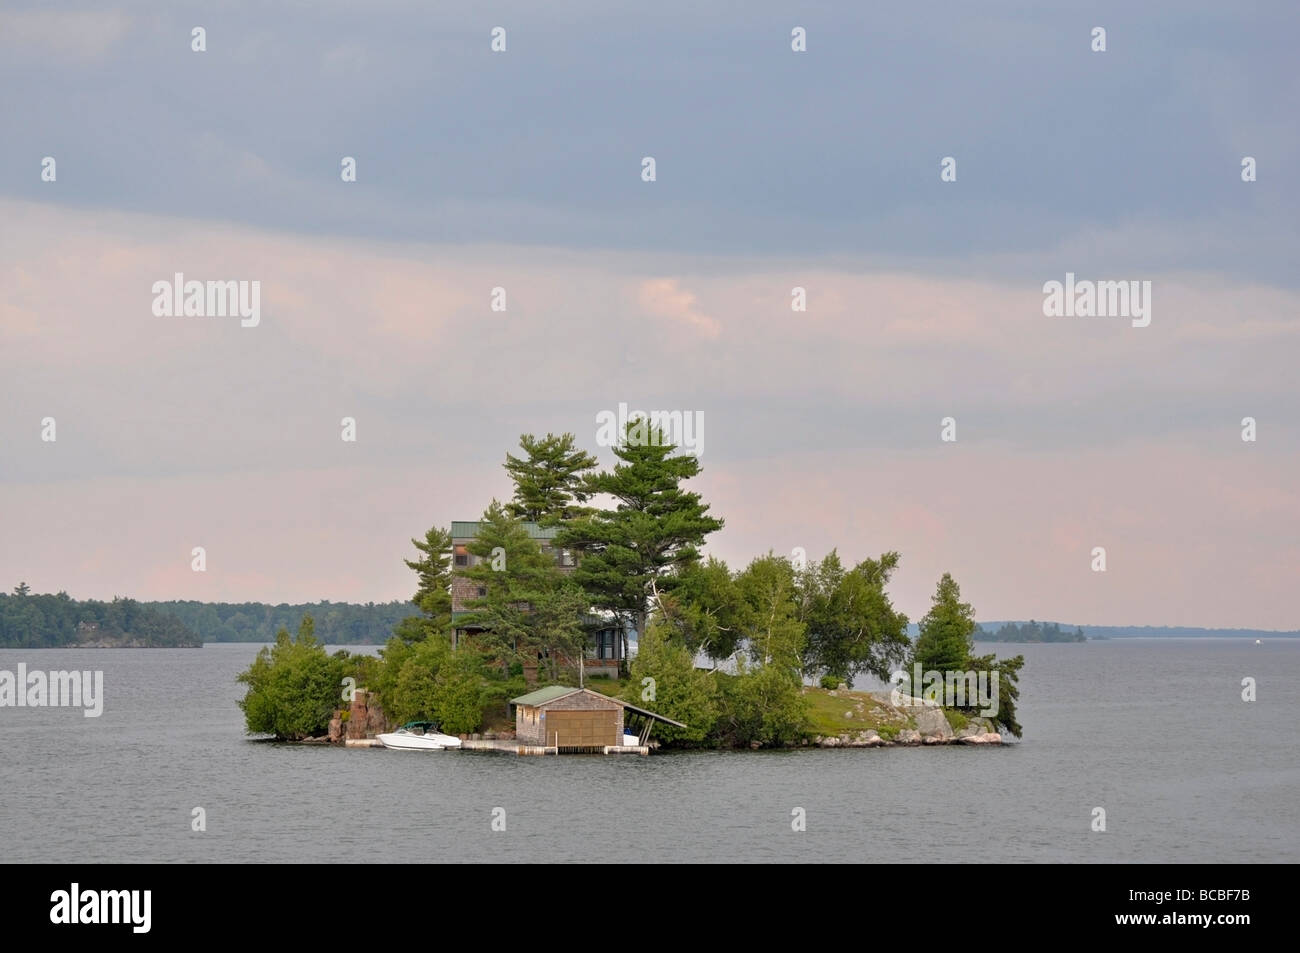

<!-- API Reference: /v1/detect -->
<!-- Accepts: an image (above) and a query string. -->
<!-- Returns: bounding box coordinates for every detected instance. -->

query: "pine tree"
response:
[557,422,724,663]
[913,572,976,673]
[503,432,598,525]
[400,526,453,642]
[458,501,586,679]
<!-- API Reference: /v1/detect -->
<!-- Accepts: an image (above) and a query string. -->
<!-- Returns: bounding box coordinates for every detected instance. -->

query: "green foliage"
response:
[623,621,719,745]
[458,501,588,679]
[913,573,977,673]
[943,708,969,731]
[717,663,811,748]
[876,723,901,742]
[970,651,1025,738]
[400,526,455,642]
[227,424,1034,749]
[378,636,486,733]
[432,649,486,734]
[734,554,807,672]
[913,574,1027,738]
[384,636,450,725]
[988,620,1086,643]
[144,599,410,644]
[503,432,597,524]
[1,589,200,648]
[656,556,744,660]
[236,615,347,740]
[558,422,724,656]
[798,550,911,685]
[480,672,530,709]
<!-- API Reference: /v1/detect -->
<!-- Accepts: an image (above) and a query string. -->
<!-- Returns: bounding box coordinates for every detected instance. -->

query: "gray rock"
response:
[913,707,953,739]
[896,729,922,745]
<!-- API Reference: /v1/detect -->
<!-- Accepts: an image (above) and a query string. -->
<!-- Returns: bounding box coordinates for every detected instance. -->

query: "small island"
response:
[977,621,1086,643]
[236,425,1025,750]
[0,586,201,648]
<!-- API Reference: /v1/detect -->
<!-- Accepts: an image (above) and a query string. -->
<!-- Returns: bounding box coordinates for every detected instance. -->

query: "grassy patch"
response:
[802,686,912,737]
[584,676,629,698]
[943,708,969,731]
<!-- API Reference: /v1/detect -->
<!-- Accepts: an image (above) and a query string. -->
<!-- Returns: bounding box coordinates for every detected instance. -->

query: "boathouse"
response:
[513,686,623,747]
[511,686,687,750]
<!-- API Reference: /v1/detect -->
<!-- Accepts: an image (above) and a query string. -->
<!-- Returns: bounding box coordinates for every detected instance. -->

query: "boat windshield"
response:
[400,721,438,733]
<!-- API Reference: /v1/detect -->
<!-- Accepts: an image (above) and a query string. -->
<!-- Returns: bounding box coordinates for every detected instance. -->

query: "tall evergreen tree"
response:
[458,501,587,680]
[557,422,723,663]
[503,432,598,525]
[913,572,977,673]
[398,526,453,642]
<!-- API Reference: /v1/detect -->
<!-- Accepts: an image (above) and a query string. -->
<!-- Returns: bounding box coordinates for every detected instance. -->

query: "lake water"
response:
[1,640,1296,863]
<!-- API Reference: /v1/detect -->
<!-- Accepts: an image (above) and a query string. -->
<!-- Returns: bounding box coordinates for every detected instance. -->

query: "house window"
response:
[477,587,487,597]
[560,549,575,567]
[455,553,468,567]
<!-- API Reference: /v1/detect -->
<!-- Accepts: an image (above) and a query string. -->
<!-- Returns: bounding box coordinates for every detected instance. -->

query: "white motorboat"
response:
[377,721,463,750]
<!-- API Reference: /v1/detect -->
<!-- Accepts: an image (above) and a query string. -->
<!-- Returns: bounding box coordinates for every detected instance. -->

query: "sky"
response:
[2,2,1297,629]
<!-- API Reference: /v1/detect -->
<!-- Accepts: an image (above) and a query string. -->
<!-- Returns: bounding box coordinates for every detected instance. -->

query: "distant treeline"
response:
[976,621,1085,643]
[1,586,200,648]
[976,621,1300,640]
[147,600,411,644]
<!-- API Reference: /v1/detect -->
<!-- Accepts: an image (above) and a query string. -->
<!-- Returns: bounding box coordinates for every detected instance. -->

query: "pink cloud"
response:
[637,278,722,339]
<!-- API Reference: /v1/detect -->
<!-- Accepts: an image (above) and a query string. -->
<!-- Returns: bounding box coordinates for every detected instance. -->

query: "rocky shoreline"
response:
[295,688,1004,749]
[807,691,1003,748]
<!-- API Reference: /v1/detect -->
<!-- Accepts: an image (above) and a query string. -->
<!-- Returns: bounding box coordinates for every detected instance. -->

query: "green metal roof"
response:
[511,685,581,706]
[451,521,560,540]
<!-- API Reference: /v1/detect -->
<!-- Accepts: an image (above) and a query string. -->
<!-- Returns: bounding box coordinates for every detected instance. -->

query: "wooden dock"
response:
[459,738,649,756]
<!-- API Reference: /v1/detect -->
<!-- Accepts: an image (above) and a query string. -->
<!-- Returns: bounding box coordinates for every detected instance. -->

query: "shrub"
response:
[718,663,810,748]
[384,636,451,725]
[432,649,485,734]
[622,622,719,746]
[237,615,345,740]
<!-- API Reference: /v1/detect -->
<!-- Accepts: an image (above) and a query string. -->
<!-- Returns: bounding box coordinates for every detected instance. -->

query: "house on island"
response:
[449,520,633,679]
[510,686,687,751]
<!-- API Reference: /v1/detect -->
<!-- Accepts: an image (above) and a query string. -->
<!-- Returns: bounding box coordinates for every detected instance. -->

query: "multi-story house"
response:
[448,520,629,679]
